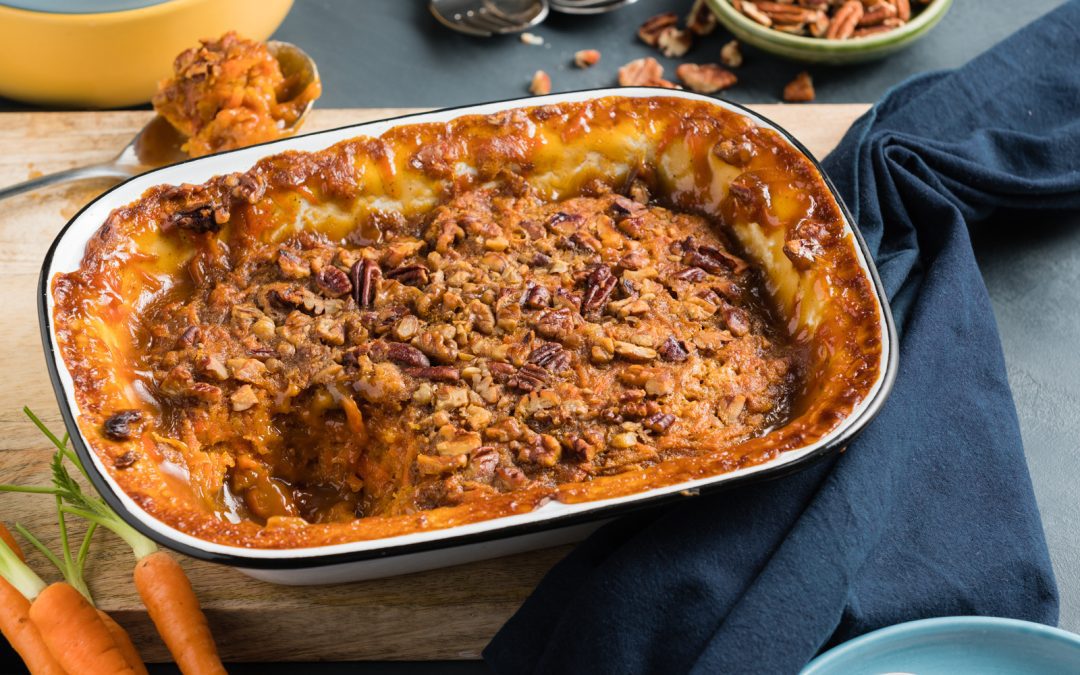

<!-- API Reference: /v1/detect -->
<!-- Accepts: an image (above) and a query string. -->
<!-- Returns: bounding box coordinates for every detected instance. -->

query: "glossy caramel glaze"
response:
[52,96,882,548]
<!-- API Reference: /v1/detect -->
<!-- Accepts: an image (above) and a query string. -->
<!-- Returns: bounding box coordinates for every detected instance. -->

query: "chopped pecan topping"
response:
[523,283,552,310]
[682,242,748,275]
[114,450,139,469]
[381,341,431,368]
[169,204,220,234]
[658,336,690,362]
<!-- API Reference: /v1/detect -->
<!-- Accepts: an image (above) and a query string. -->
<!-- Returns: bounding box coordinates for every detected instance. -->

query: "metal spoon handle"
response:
[0,161,136,202]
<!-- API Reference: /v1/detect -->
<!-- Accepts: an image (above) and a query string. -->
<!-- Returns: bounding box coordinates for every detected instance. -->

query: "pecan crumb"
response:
[573,49,601,68]
[529,70,552,96]
[783,71,816,103]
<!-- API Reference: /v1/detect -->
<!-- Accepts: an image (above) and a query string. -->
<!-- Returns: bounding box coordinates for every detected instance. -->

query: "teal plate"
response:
[802,617,1080,675]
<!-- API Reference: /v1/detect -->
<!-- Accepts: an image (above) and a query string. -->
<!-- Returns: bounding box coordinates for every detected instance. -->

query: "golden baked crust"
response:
[52,96,882,548]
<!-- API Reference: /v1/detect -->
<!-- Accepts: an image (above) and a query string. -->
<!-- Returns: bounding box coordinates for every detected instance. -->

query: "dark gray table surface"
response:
[1,0,1075,671]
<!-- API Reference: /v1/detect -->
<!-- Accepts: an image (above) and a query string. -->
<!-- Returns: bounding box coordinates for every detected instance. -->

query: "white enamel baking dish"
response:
[39,88,897,585]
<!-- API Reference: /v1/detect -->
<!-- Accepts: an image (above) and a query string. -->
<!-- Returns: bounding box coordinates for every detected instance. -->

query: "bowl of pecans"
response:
[707,0,952,64]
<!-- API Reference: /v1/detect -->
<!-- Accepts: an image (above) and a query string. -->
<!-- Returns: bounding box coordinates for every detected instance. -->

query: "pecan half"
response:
[169,205,220,234]
[644,412,677,433]
[508,363,551,392]
[683,243,748,275]
[528,343,570,373]
[858,2,897,26]
[523,283,552,310]
[676,63,737,94]
[580,264,618,320]
[385,263,430,287]
[825,1,863,39]
[350,259,380,307]
[638,12,678,46]
[383,341,431,368]
[618,57,679,89]
[315,265,352,298]
[404,366,460,382]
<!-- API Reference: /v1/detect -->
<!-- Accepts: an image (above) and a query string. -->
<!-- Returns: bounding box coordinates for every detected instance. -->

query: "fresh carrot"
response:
[134,551,226,675]
[21,408,225,675]
[30,581,135,675]
[98,609,149,675]
[0,522,24,561]
[0,523,66,674]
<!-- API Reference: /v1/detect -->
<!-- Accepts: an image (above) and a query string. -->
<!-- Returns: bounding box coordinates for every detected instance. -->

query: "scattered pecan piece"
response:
[350,259,380,307]
[676,63,737,94]
[179,325,201,347]
[783,71,816,103]
[564,435,599,462]
[315,265,352,298]
[674,266,708,283]
[617,57,679,89]
[103,410,142,441]
[657,27,693,58]
[169,204,220,234]
[683,243,748,275]
[573,49,601,68]
[637,12,679,46]
[687,0,717,35]
[529,70,552,96]
[520,32,544,46]
[721,40,743,68]
[784,236,825,270]
[580,264,618,320]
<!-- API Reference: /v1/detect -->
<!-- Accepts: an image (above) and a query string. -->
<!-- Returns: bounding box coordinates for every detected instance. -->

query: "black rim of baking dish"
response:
[37,88,899,570]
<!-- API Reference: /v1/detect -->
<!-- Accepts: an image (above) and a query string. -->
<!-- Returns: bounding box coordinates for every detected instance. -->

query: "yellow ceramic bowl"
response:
[0,0,293,108]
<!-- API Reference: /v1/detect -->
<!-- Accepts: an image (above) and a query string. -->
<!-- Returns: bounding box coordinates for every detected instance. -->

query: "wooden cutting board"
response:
[0,104,868,662]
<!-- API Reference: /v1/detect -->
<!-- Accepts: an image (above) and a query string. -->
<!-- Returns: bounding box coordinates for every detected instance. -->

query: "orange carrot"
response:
[0,578,66,675]
[0,523,24,562]
[133,551,225,675]
[29,582,135,675]
[97,609,148,675]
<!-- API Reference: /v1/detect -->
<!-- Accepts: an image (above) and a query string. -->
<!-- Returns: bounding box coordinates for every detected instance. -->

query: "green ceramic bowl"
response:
[706,0,953,65]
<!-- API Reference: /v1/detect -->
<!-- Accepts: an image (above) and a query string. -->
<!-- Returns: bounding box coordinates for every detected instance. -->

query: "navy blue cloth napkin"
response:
[486,3,1080,672]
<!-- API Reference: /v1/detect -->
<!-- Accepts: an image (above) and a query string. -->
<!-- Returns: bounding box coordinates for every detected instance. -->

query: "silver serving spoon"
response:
[430,0,548,37]
[0,41,320,202]
[549,0,640,15]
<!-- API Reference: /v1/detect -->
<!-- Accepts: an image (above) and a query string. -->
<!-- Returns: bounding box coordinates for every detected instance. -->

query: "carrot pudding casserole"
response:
[52,96,883,548]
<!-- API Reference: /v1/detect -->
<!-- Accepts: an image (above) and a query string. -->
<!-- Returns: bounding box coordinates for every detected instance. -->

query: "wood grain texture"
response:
[0,104,868,662]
